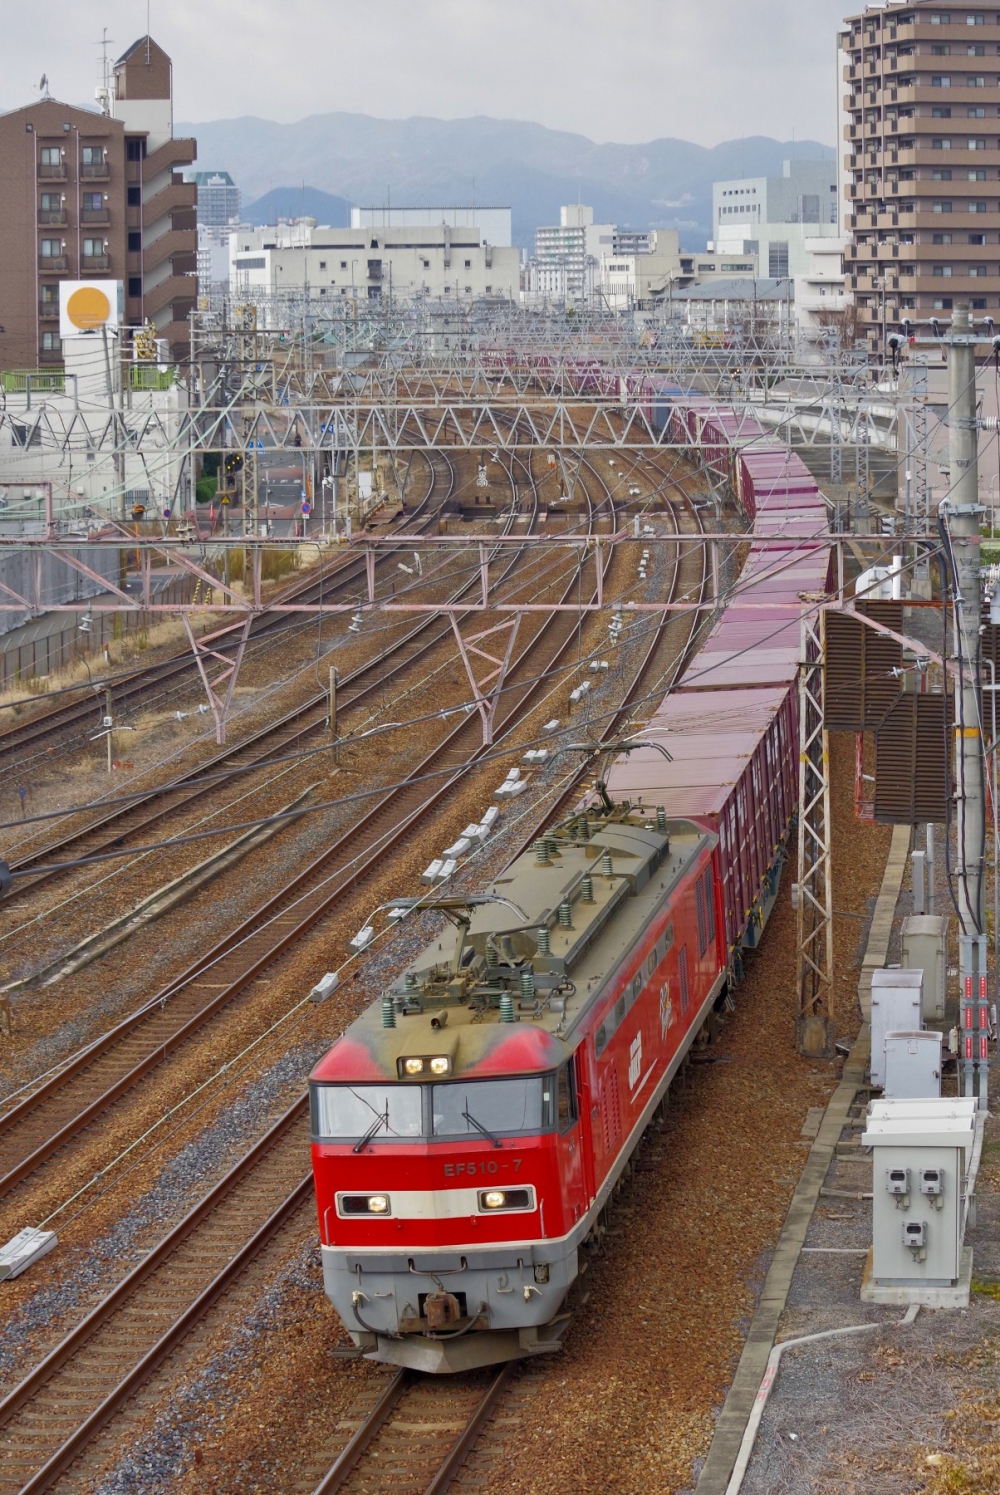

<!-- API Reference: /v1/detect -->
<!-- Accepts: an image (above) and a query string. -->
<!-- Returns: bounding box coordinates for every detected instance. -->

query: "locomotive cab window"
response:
[557,1063,577,1132]
[310,1084,422,1141]
[432,1078,544,1137]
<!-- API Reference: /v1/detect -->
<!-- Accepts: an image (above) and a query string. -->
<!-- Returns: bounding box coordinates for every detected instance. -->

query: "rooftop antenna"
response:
[37,74,50,101]
[146,0,151,63]
[100,28,111,91]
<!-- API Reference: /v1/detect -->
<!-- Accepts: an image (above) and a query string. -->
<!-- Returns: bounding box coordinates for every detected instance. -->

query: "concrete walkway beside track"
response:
[694,823,911,1494]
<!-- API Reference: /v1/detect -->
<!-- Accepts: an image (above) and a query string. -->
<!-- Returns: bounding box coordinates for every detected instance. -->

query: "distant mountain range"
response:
[182,113,835,251]
[242,185,351,227]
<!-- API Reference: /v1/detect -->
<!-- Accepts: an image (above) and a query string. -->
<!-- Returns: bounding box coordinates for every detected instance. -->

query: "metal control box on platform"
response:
[862,1100,975,1291]
[883,1030,943,1100]
[902,916,948,1022]
[870,969,923,1089]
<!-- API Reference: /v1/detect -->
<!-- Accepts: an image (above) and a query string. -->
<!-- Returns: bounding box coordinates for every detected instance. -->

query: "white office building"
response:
[597,231,686,310]
[229,218,520,301]
[712,160,840,279]
[350,206,512,249]
[794,234,850,334]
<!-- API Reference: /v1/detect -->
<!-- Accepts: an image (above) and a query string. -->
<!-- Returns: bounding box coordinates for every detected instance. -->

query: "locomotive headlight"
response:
[403,1057,424,1075]
[339,1194,392,1216]
[429,1056,450,1075]
[478,1187,534,1212]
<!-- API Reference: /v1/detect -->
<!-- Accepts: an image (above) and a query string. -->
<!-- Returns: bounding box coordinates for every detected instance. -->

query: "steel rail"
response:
[520,467,711,842]
[0,450,449,774]
[1,454,534,902]
[0,450,570,1194]
[422,1362,515,1495]
[309,1370,413,1494]
[0,453,696,1495]
[310,1362,514,1495]
[0,453,527,1119]
[0,449,596,1490]
[0,1099,313,1495]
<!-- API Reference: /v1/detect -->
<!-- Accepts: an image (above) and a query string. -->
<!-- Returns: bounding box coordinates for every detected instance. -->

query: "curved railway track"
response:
[0,452,714,1495]
[0,448,574,1196]
[0,454,516,904]
[0,449,453,782]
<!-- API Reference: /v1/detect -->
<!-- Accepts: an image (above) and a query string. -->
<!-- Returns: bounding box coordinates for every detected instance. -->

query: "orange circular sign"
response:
[65,285,112,331]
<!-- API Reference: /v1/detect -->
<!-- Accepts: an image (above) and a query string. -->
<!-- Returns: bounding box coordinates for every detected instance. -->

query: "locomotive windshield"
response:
[311,1085,422,1142]
[431,1079,544,1137]
[310,1076,550,1142]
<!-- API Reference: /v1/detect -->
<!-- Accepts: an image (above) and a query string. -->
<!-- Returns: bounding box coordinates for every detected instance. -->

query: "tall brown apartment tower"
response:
[841,1,1000,351]
[0,35,196,372]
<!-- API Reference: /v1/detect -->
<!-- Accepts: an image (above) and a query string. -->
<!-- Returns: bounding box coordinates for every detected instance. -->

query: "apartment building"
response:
[0,35,196,372]
[534,206,615,300]
[189,171,241,293]
[840,0,1000,348]
[190,170,240,230]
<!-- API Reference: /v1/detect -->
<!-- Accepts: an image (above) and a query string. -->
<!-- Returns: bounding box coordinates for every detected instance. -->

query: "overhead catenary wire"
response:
[0,517,942,871]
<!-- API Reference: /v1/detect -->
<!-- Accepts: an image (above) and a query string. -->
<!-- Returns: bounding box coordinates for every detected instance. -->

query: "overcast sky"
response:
[2,0,853,147]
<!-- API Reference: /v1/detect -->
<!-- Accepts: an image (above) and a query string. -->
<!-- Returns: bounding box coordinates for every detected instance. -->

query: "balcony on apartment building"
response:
[142,228,197,274]
[879,82,1000,108]
[885,146,1000,170]
[898,19,1000,44]
[141,137,196,181]
[142,273,196,317]
[141,177,196,228]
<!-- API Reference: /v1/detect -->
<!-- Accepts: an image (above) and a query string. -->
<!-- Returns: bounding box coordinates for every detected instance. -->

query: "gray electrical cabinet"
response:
[870,969,923,1089]
[902,915,948,1021]
[883,1030,943,1100]
[863,1101,975,1287]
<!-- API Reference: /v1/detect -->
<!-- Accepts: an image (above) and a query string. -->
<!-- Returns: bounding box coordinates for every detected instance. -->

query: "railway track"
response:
[310,1364,514,1494]
[1,454,518,904]
[542,472,711,821]
[0,451,567,1197]
[0,1101,312,1495]
[0,449,452,784]
[0,453,711,1494]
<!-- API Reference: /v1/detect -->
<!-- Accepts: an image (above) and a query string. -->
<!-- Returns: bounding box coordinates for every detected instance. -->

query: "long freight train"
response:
[309,397,830,1372]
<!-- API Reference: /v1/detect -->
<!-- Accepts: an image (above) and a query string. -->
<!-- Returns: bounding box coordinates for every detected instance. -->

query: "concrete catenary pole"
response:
[943,304,988,1105]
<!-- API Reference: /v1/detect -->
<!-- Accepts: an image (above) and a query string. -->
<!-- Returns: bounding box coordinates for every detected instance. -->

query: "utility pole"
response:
[942,304,989,1107]
[105,687,113,774]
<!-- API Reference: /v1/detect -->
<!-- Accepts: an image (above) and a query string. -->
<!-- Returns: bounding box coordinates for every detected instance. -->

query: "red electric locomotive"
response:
[309,801,725,1372]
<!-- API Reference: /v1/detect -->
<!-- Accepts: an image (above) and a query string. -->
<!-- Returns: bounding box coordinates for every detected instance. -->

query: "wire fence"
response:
[0,574,196,691]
